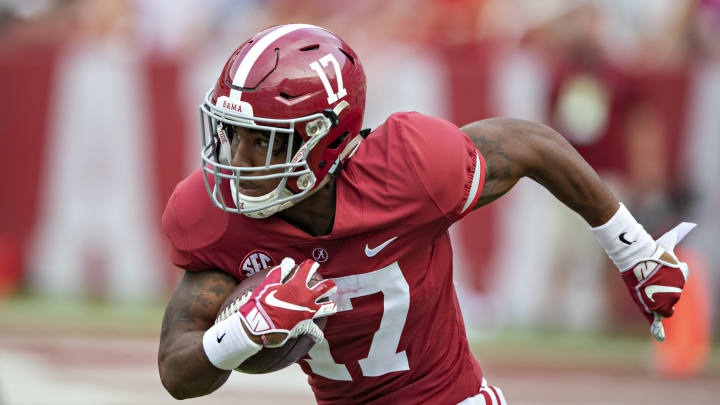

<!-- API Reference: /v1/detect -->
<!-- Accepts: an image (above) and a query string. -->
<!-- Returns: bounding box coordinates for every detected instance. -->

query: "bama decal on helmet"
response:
[240,250,275,277]
[216,96,254,116]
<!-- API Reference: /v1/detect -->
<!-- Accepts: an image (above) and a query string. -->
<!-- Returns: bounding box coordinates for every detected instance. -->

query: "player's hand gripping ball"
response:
[215,258,336,373]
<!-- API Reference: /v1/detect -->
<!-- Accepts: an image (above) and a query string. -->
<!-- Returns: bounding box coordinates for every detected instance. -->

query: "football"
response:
[215,265,327,374]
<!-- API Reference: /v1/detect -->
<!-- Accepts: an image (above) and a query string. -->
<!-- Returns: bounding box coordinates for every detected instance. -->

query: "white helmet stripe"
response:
[230,24,319,101]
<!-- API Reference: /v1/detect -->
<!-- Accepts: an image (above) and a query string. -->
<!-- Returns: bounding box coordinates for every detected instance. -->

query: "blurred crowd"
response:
[0,0,717,353]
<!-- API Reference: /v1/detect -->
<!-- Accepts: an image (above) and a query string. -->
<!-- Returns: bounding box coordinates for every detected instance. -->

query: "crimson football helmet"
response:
[200,24,366,218]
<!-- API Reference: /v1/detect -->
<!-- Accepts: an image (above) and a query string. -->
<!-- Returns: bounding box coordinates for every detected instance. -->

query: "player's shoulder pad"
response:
[388,111,474,175]
[386,111,466,146]
[162,169,230,251]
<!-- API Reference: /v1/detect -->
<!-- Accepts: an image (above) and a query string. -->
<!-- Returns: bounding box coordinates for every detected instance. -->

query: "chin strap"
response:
[328,134,364,175]
[231,181,295,219]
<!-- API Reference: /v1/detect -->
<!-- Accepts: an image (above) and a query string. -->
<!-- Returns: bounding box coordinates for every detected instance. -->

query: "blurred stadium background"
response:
[1,0,718,403]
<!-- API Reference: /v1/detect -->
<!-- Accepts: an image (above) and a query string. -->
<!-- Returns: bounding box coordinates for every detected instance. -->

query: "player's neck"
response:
[277,177,337,237]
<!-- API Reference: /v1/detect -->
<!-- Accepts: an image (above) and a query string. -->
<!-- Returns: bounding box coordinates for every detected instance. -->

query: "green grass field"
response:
[2,294,718,373]
[0,295,166,335]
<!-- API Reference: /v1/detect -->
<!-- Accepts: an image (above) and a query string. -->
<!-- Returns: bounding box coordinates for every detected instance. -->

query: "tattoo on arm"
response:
[160,270,238,341]
[467,130,520,208]
[158,270,238,398]
[463,118,618,223]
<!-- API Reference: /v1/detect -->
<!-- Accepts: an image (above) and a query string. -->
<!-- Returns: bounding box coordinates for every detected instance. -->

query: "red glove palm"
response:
[238,258,337,347]
[621,222,695,341]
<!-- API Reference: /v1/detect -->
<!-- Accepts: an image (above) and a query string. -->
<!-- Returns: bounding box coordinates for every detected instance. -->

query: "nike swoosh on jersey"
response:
[265,290,316,312]
[365,236,398,257]
[645,285,682,302]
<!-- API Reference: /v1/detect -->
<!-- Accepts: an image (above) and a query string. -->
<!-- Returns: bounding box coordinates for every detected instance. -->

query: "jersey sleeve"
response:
[394,112,485,223]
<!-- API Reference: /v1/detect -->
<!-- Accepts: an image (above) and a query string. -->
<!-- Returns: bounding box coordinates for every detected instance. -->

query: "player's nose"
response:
[231,136,254,168]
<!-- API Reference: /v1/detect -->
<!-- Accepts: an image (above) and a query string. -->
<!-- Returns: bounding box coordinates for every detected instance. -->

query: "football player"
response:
[158,24,693,404]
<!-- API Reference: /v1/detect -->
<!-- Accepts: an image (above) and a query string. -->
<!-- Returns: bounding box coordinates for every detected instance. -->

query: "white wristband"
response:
[590,203,656,271]
[203,313,262,370]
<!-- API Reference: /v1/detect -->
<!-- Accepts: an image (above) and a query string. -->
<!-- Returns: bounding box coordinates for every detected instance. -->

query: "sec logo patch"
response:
[240,250,274,277]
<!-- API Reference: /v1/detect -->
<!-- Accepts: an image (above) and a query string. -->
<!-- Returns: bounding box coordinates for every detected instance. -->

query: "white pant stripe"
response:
[457,377,507,405]
[481,386,498,405]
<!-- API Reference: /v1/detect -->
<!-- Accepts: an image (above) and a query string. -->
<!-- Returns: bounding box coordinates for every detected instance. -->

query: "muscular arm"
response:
[462,118,618,226]
[158,269,238,399]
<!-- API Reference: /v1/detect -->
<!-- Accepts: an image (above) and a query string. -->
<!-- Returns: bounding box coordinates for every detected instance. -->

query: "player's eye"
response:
[255,137,270,150]
[256,134,287,156]
[271,137,289,156]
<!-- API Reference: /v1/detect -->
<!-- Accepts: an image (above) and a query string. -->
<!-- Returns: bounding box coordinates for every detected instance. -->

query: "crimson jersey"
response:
[163,112,486,404]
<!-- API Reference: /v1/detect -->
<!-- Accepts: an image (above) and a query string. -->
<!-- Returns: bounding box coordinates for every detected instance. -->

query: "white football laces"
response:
[215,290,253,323]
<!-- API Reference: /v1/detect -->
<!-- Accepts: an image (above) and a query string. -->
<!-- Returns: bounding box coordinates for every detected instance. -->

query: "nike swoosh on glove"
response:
[238,258,337,348]
[621,222,695,342]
